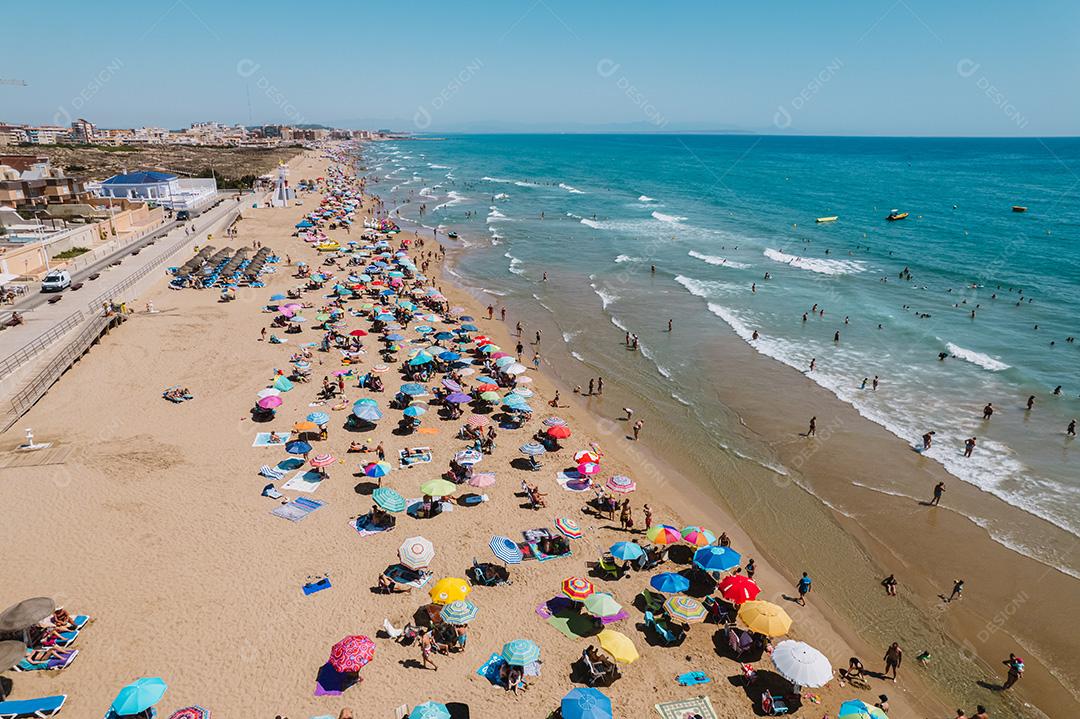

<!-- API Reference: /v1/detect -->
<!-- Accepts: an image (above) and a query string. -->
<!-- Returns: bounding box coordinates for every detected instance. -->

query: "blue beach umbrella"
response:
[693,545,741,573]
[285,440,312,455]
[489,535,523,564]
[439,351,461,361]
[459,315,475,322]
[306,412,330,425]
[372,487,405,512]
[460,323,479,332]
[410,702,451,719]
[352,404,383,422]
[562,688,613,719]
[439,600,479,626]
[433,331,455,341]
[403,405,426,417]
[384,333,406,341]
[650,572,691,594]
[400,383,428,396]
[519,442,546,456]
[111,677,167,716]
[354,397,378,406]
[609,541,645,561]
[502,639,541,665]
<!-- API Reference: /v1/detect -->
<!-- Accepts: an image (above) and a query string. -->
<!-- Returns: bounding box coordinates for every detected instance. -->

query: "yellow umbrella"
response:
[421,479,457,497]
[293,421,318,432]
[429,577,471,605]
[597,629,639,664]
[737,600,792,637]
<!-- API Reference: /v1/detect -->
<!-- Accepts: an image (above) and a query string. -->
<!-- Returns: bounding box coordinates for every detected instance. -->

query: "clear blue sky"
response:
[4,0,1078,135]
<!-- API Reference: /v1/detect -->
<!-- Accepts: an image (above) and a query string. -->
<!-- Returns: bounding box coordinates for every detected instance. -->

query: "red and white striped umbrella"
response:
[606,475,636,494]
[309,453,336,468]
[574,450,600,464]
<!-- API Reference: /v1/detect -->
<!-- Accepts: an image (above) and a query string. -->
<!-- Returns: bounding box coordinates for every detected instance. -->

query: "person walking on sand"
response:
[807,416,817,437]
[487,305,494,320]
[642,503,653,530]
[632,419,644,440]
[882,574,898,596]
[883,642,903,682]
[964,437,977,457]
[946,578,964,602]
[419,629,438,671]
[1002,653,1023,689]
[795,572,812,605]
[535,330,541,345]
[532,352,540,369]
[500,307,506,321]
[623,407,634,421]
[930,481,945,506]
[515,321,522,336]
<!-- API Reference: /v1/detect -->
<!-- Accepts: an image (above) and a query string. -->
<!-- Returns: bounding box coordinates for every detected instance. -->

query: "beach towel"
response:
[516,542,537,561]
[259,465,286,480]
[555,472,592,492]
[262,484,283,499]
[303,577,332,595]
[14,650,78,671]
[476,653,505,685]
[282,469,324,493]
[676,671,711,686]
[398,447,433,468]
[655,696,716,719]
[529,542,571,562]
[536,596,575,619]
[252,432,292,447]
[546,613,600,639]
[385,564,432,589]
[272,497,324,522]
[406,498,453,516]
[523,528,552,543]
[351,515,390,538]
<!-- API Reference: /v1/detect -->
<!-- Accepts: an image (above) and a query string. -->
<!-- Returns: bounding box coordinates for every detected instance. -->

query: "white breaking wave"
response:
[652,211,687,223]
[481,287,507,296]
[559,183,585,194]
[481,176,512,183]
[580,218,604,229]
[418,187,436,199]
[504,251,525,276]
[427,163,449,169]
[433,191,467,211]
[562,330,582,343]
[674,274,743,299]
[487,207,507,223]
[493,193,510,200]
[590,283,619,309]
[764,248,866,275]
[946,343,1011,371]
[614,255,641,264]
[571,351,587,363]
[688,250,750,269]
[638,195,656,202]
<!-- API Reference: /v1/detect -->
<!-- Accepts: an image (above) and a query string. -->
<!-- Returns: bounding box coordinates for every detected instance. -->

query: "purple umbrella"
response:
[445,392,472,404]
[442,379,463,393]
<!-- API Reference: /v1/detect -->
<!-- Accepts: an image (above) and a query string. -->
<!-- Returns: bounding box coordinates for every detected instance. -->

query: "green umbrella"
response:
[372,487,406,513]
[583,592,622,618]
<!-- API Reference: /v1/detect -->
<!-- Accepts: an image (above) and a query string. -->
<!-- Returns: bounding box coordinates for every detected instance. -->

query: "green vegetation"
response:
[52,246,91,260]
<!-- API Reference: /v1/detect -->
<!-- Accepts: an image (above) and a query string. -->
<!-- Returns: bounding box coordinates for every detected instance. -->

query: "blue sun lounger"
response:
[0,693,67,718]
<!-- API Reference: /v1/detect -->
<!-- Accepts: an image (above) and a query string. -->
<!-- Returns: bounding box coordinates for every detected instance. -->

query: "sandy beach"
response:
[0,145,1058,719]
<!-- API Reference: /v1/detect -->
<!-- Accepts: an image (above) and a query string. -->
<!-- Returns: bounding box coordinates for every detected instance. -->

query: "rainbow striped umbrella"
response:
[364,461,392,478]
[645,524,681,545]
[664,595,707,623]
[681,526,716,547]
[605,475,636,494]
[562,577,596,601]
[554,517,583,539]
[309,453,336,468]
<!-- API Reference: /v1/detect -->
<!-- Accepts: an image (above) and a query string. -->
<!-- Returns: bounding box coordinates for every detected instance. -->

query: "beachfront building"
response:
[0,155,89,211]
[69,118,97,144]
[91,170,218,211]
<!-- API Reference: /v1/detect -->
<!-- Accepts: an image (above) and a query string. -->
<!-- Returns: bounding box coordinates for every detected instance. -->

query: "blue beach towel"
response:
[476,652,506,685]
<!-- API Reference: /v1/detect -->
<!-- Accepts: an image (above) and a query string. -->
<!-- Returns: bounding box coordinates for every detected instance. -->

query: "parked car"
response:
[41,270,72,292]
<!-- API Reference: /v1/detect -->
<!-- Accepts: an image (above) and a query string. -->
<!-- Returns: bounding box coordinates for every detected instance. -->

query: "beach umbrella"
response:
[445,392,472,404]
[718,574,761,604]
[365,461,392,478]
[543,416,567,427]
[489,535,523,565]
[352,404,383,422]
[293,421,317,432]
[650,572,690,594]
[272,376,293,392]
[328,635,375,673]
[0,640,26,671]
[408,352,434,366]
[467,472,497,488]
[501,639,541,666]
[561,577,596,601]
[400,383,428,396]
[494,355,515,367]
[410,702,451,719]
[371,363,389,373]
[398,536,436,569]
[771,639,833,688]
[479,391,501,403]
[577,462,601,476]
[554,517,583,539]
[605,475,636,494]
[438,351,461,361]
[513,386,535,398]
[574,449,600,464]
[384,333,406,341]
[285,440,311,455]
[681,526,716,547]
[257,396,283,409]
[354,397,379,406]
[454,448,483,465]
[466,414,490,428]
[645,524,681,545]
[504,363,527,375]
[372,487,406,513]
[111,677,168,716]
[738,601,792,637]
[403,405,426,417]
[461,323,479,332]
[519,442,546,456]
[609,541,644,561]
[583,592,622,618]
[429,577,471,605]
[664,595,707,624]
[693,545,741,573]
[167,708,210,719]
[306,412,330,425]
[256,388,281,399]
[441,379,463,392]
[0,597,54,631]
[837,700,889,719]
[459,315,475,322]
[561,688,612,719]
[439,600,478,626]
[546,425,571,440]
[597,629,639,664]
[421,479,456,497]
[349,329,368,337]
[309,453,336,468]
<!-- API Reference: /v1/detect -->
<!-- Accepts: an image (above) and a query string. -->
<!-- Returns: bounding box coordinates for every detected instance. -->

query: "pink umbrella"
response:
[309,453,336,468]
[467,472,497,488]
[606,475,636,493]
[577,462,601,476]
[279,307,296,318]
[257,396,283,409]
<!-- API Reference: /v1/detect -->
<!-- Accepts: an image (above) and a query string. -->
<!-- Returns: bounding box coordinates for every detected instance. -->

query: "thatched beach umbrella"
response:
[0,639,27,670]
[0,597,54,632]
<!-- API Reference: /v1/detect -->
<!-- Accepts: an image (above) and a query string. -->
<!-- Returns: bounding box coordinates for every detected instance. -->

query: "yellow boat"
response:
[316,241,341,252]
[816,216,838,223]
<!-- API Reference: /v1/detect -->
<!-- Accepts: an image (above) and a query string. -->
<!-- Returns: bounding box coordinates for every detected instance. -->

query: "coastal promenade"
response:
[0,193,249,429]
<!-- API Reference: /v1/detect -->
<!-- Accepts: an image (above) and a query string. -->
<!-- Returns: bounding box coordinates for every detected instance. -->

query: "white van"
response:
[41,270,71,292]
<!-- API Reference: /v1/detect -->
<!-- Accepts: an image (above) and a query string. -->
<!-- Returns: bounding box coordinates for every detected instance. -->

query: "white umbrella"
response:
[504,363,527,375]
[398,536,436,570]
[771,640,832,689]
[256,388,281,399]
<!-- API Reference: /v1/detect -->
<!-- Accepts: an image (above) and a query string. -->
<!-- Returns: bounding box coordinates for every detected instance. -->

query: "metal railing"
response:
[0,311,85,380]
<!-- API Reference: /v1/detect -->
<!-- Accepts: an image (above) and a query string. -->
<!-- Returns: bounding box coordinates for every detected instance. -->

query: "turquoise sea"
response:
[360,134,1080,576]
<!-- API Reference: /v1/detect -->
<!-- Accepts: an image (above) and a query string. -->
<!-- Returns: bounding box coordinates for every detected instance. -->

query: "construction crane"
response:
[0,79,28,86]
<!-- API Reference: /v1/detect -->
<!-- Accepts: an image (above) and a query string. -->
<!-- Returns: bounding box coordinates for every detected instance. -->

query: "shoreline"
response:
[405,153,1079,716]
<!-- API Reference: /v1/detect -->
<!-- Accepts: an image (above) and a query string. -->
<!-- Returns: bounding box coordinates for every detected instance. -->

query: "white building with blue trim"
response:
[91,170,217,211]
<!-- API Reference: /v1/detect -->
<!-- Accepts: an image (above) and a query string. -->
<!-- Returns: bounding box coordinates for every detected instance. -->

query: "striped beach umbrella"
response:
[352,403,383,421]
[583,592,622,618]
[306,412,330,425]
[554,517,583,539]
[466,414,489,428]
[410,702,451,719]
[645,524,681,545]
[429,577,471,605]
[399,383,428,396]
[328,635,375,673]
[605,475,636,494]
[573,449,600,464]
[519,442,546,456]
[398,536,436,570]
[561,688,612,719]
[167,708,210,719]
[501,639,541,666]
[365,461,392,478]
[561,577,596,601]
[664,595,707,623]
[543,416,567,427]
[681,526,716,547]
[309,453,336,468]
[439,600,478,625]
[489,536,523,565]
[372,487,406,513]
[693,545,741,573]
[718,574,761,604]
